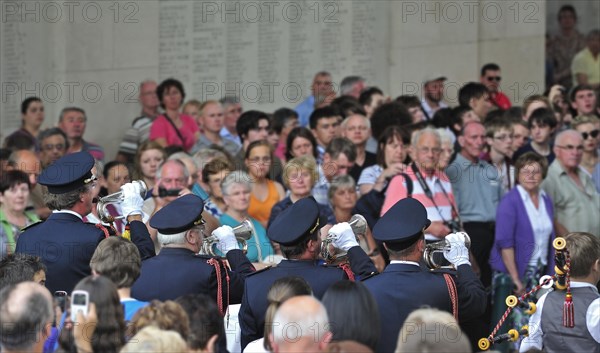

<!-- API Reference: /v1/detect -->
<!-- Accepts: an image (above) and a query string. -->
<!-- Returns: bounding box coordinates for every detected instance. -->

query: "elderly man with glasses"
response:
[542,130,600,236]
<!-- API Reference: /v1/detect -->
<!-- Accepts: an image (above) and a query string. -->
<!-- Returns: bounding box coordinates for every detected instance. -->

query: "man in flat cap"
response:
[131,194,255,307]
[239,196,377,351]
[363,198,485,353]
[15,152,154,294]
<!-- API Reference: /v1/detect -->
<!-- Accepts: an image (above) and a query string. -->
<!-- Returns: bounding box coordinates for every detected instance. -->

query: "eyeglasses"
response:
[581,130,599,140]
[41,143,65,151]
[486,76,501,82]
[417,147,442,154]
[555,145,584,152]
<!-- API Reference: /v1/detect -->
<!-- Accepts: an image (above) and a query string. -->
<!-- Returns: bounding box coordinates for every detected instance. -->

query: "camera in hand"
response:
[445,219,462,233]
[158,187,181,198]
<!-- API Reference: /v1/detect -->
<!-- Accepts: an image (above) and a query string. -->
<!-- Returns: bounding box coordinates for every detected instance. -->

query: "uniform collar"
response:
[52,210,83,220]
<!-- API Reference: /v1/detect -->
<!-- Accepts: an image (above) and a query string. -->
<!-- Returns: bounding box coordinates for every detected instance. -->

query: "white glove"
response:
[212,225,238,254]
[330,222,359,251]
[120,183,143,217]
[443,232,471,267]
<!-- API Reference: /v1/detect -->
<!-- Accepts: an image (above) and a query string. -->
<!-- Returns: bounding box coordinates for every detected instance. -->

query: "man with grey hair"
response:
[0,281,54,353]
[382,128,457,242]
[312,137,357,206]
[131,194,255,304]
[58,107,104,161]
[341,113,376,182]
[340,75,366,99]
[542,130,600,236]
[117,80,160,163]
[219,96,243,147]
[16,152,154,293]
[269,295,332,353]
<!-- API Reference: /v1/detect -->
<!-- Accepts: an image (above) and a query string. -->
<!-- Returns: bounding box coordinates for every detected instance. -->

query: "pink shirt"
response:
[149,114,198,152]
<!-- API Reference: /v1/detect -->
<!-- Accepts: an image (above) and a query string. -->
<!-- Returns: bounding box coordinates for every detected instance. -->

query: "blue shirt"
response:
[219,214,273,263]
[295,95,315,127]
[446,153,502,222]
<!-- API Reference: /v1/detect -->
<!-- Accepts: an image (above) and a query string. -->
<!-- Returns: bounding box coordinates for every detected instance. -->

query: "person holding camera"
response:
[381,128,459,243]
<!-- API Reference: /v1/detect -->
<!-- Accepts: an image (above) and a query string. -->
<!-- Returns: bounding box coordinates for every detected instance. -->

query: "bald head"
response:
[7,150,41,186]
[271,296,331,352]
[0,282,53,352]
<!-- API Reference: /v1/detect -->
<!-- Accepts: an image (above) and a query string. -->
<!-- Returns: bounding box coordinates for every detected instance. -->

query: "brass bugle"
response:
[200,219,255,256]
[320,214,368,263]
[97,180,147,223]
[423,232,471,270]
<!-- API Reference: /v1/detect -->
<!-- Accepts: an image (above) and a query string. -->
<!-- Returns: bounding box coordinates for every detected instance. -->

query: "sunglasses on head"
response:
[487,76,501,82]
[582,130,599,140]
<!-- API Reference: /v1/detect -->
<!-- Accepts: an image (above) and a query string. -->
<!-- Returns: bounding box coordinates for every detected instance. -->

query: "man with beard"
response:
[421,74,448,120]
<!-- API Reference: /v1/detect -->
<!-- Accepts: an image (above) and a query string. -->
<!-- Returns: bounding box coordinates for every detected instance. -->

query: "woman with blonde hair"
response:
[572,115,600,191]
[268,155,335,228]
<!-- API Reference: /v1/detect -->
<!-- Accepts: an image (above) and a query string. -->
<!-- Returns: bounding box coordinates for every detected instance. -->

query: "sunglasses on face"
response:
[486,76,501,82]
[581,130,599,140]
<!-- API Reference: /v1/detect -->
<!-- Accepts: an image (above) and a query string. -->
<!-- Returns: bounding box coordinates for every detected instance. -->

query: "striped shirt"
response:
[118,115,154,161]
[381,167,456,241]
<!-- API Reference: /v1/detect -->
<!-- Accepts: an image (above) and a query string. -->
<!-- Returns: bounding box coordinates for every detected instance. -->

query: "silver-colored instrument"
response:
[423,232,471,270]
[96,180,147,223]
[320,214,368,263]
[200,219,255,256]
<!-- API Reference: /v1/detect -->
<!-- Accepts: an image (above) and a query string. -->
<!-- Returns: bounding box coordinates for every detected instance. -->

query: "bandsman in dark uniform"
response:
[363,198,485,352]
[131,194,255,310]
[15,152,155,294]
[239,196,377,350]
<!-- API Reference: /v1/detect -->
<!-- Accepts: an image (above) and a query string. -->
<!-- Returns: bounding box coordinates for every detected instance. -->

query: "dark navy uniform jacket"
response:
[15,213,155,294]
[131,248,255,303]
[239,246,376,350]
[363,263,486,353]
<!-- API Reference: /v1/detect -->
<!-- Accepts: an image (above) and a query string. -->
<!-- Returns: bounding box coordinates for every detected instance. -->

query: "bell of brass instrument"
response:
[200,219,255,256]
[423,232,471,270]
[320,214,368,263]
[97,180,147,223]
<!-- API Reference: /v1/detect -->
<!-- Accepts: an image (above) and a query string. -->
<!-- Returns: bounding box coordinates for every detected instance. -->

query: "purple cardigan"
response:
[490,187,555,278]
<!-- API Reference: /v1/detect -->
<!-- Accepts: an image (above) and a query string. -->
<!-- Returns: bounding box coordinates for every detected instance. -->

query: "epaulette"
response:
[359,272,379,281]
[245,265,273,277]
[21,220,44,231]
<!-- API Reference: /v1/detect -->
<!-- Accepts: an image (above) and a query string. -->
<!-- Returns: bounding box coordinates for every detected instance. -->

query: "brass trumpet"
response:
[423,232,471,270]
[200,219,255,256]
[320,214,368,263]
[97,180,147,223]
